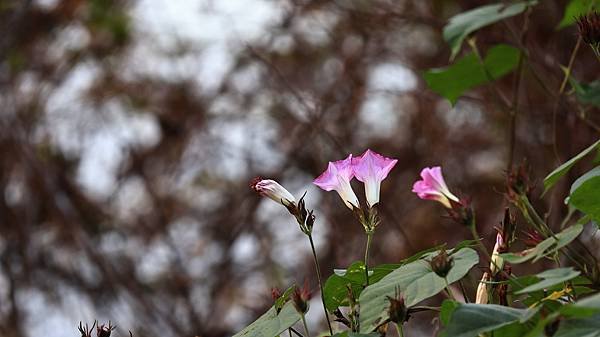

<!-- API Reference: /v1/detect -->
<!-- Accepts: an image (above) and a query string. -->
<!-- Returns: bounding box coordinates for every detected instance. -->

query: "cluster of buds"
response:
[250,178,314,235]
[429,248,454,278]
[576,11,600,48]
[78,321,117,337]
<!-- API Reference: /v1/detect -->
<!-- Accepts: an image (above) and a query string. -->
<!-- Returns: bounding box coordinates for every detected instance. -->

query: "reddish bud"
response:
[387,287,408,324]
[577,12,600,46]
[292,281,311,314]
[430,249,454,278]
[271,287,283,301]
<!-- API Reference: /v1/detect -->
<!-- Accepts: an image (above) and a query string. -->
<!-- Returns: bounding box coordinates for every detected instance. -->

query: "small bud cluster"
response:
[292,281,311,314]
[506,163,532,202]
[446,198,475,227]
[577,12,600,47]
[429,248,454,278]
[78,321,117,337]
[387,287,408,324]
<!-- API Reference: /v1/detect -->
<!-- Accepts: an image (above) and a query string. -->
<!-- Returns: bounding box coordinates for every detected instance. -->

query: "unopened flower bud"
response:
[387,288,408,324]
[429,249,454,278]
[250,177,296,208]
[490,233,506,276]
[292,282,311,314]
[475,272,490,304]
[577,12,600,46]
[506,163,531,201]
[523,229,544,248]
[271,287,282,301]
[97,323,115,337]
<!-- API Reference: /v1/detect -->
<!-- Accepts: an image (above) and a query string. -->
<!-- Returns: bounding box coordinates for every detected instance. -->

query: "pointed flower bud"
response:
[506,163,531,201]
[387,287,408,324]
[475,272,490,304]
[429,249,454,278]
[313,154,360,210]
[292,281,311,314]
[250,177,296,208]
[523,229,544,248]
[351,149,398,207]
[490,233,506,276]
[412,166,459,209]
[97,322,115,337]
[271,287,283,301]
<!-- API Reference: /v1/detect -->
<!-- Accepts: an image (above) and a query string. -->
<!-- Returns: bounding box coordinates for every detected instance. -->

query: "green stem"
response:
[396,322,405,337]
[301,313,311,337]
[307,234,333,335]
[364,230,374,287]
[444,278,457,301]
[469,223,491,263]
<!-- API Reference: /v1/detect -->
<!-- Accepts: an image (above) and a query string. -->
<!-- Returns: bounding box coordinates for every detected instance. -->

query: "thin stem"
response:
[444,278,457,301]
[552,36,582,162]
[307,234,333,335]
[301,313,311,337]
[470,223,491,263]
[467,39,511,108]
[396,322,405,337]
[364,230,374,287]
[459,279,470,303]
[507,6,531,171]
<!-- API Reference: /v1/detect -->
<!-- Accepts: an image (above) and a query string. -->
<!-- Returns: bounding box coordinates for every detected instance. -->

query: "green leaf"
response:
[441,304,534,337]
[358,248,479,332]
[323,261,367,311]
[501,224,584,264]
[561,292,600,317]
[570,79,600,107]
[554,313,600,337]
[440,300,460,326]
[557,0,600,29]
[569,166,600,223]
[443,1,537,59]
[324,261,402,311]
[543,139,600,194]
[424,44,520,105]
[331,333,380,337]
[232,301,301,337]
[515,268,580,294]
[274,286,296,312]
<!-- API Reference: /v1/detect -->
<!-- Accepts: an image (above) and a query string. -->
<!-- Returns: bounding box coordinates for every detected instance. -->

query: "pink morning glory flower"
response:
[351,149,398,207]
[412,166,459,208]
[313,154,360,209]
[250,177,296,208]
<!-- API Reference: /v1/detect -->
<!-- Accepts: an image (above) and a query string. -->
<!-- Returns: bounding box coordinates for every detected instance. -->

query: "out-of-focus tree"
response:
[0,0,598,336]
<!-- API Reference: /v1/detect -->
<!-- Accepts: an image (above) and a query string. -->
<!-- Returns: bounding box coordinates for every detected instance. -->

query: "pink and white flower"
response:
[351,149,398,207]
[412,166,459,208]
[313,155,360,209]
[251,178,296,208]
[490,233,505,276]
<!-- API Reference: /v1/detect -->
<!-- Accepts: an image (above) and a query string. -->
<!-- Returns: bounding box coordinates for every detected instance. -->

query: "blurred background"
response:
[0,0,599,336]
